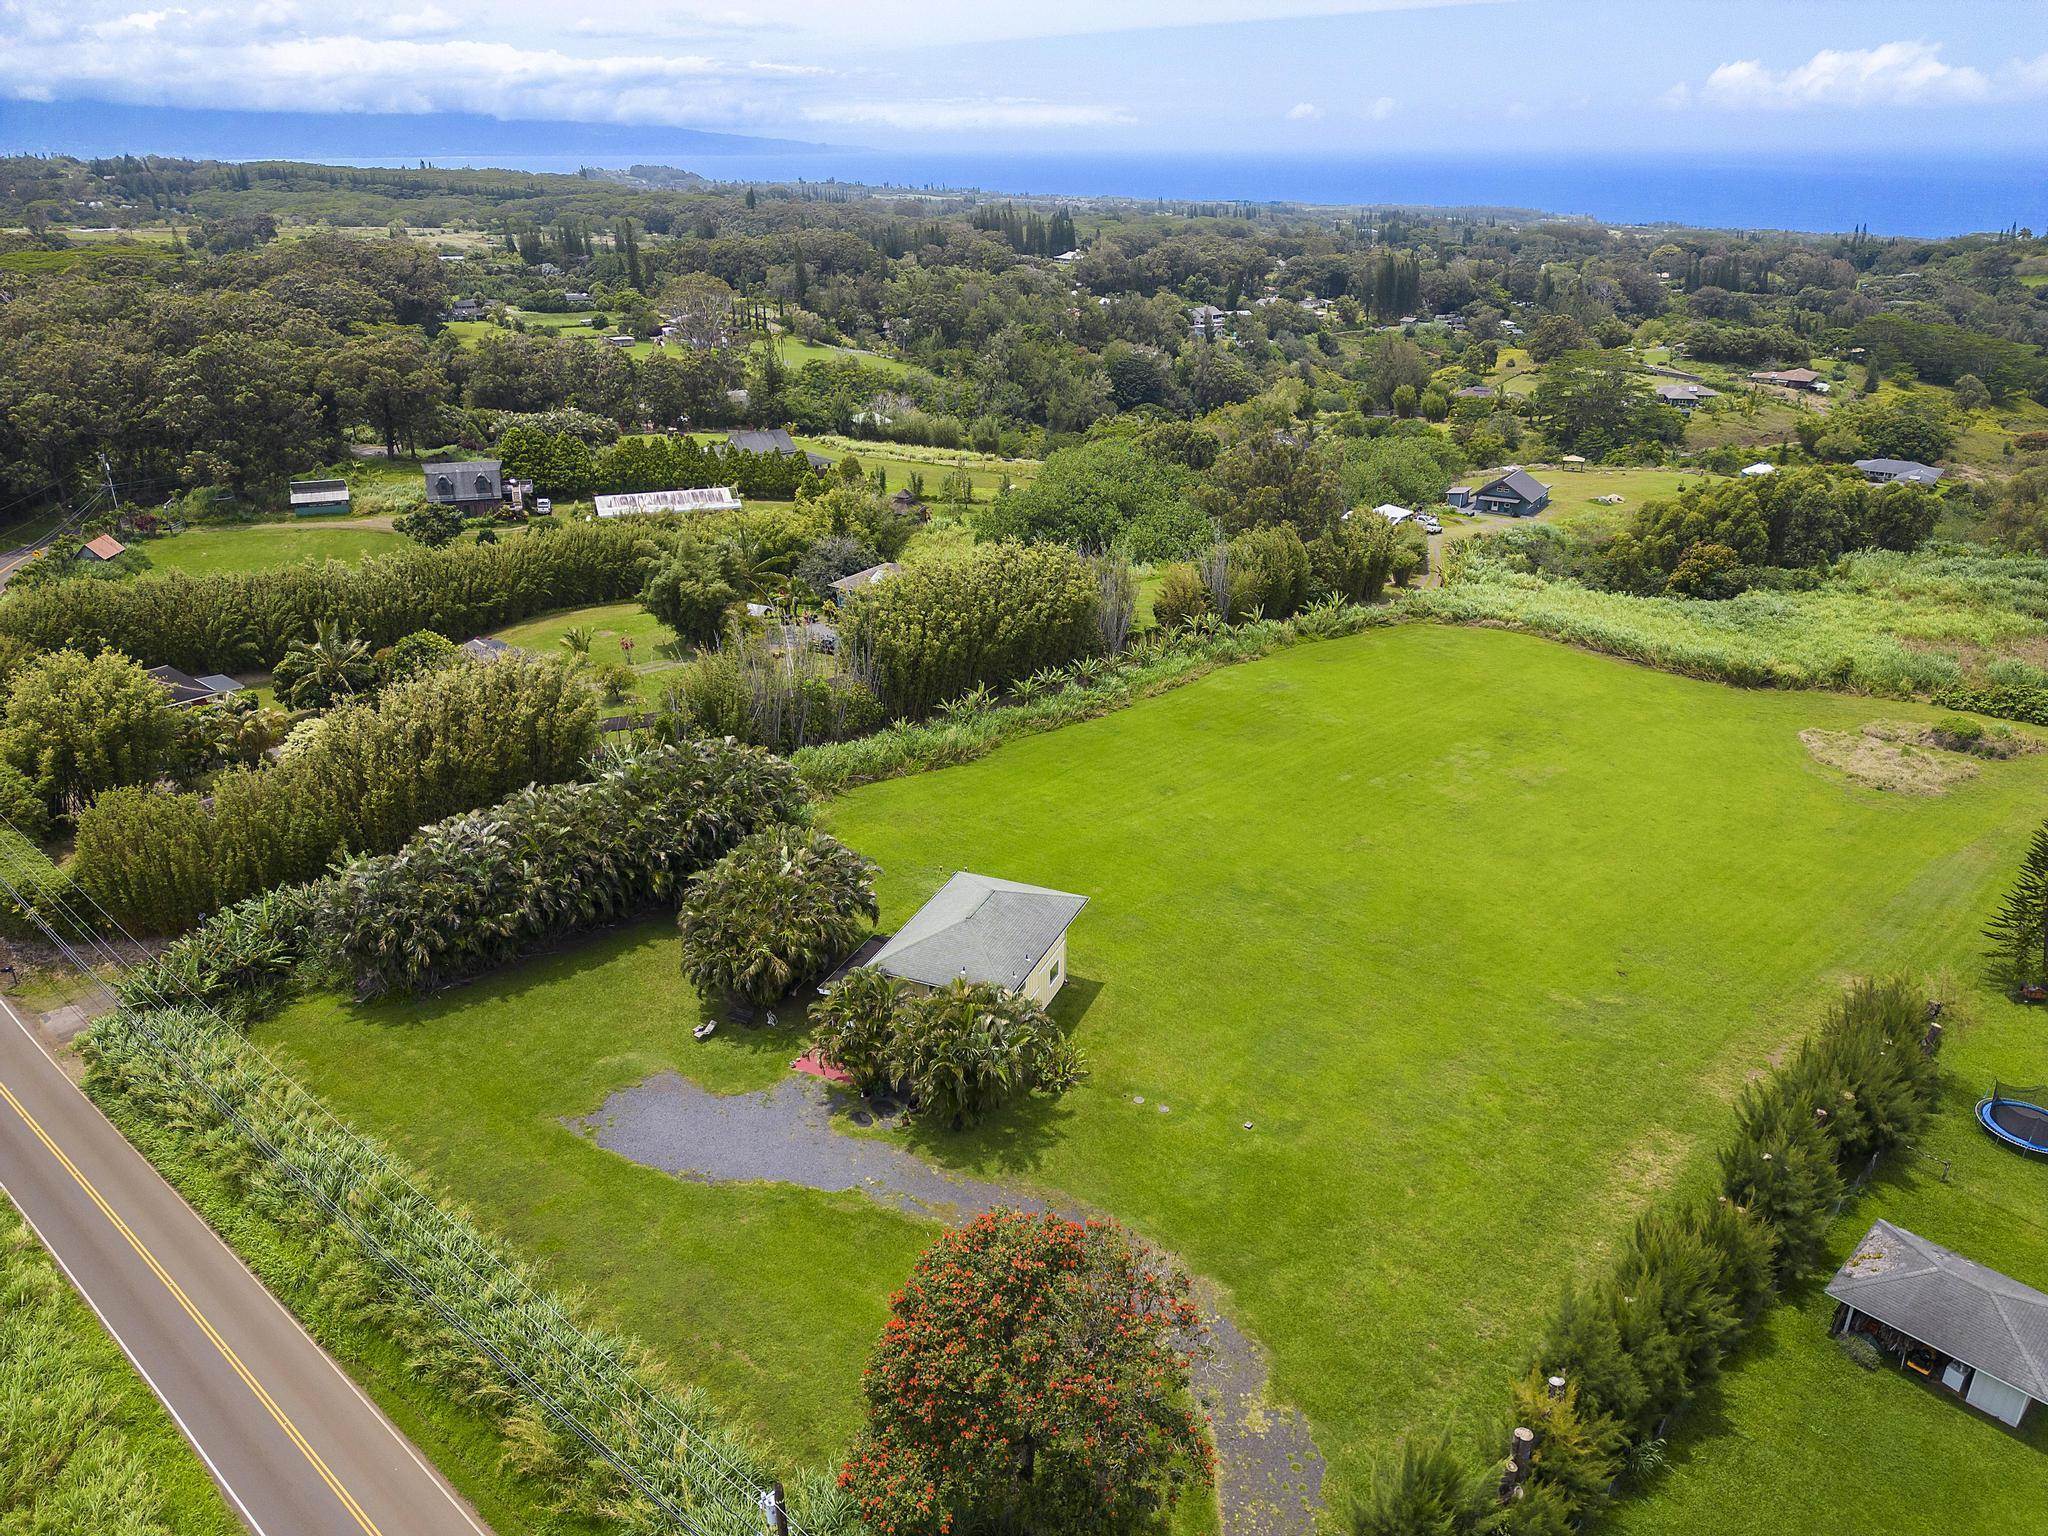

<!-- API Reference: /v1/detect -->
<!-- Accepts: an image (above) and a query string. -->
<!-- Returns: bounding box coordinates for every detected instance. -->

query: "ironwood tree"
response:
[1985,818,2048,994]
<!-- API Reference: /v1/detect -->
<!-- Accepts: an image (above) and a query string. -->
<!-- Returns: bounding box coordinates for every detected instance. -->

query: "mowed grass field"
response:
[254,625,2048,1520]
[136,519,405,576]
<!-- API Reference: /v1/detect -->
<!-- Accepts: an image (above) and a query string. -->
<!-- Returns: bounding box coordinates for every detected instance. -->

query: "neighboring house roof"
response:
[1751,367,1822,385]
[1373,504,1415,523]
[424,461,502,501]
[726,428,800,456]
[80,533,126,560]
[459,636,514,661]
[1854,458,1945,486]
[1654,382,1719,404]
[829,561,903,594]
[289,478,350,507]
[867,872,1087,993]
[144,664,237,707]
[1827,1220,2048,1404]
[1452,385,1498,399]
[1479,467,1549,503]
[1740,462,1777,476]
[594,486,743,517]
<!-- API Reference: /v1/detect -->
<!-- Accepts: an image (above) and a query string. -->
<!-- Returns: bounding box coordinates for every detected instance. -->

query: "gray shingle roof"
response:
[829,561,902,593]
[867,872,1086,992]
[727,428,799,456]
[1826,1220,2048,1401]
[1854,458,1945,485]
[1481,467,1548,503]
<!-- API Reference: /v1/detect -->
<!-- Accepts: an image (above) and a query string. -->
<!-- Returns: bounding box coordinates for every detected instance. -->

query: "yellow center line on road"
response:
[0,1074,387,1536]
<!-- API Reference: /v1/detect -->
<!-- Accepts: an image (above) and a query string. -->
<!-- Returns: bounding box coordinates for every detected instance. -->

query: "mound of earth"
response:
[1800,724,1983,795]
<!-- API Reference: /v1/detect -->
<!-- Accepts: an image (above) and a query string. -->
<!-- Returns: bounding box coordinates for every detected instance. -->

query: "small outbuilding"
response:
[289,478,351,516]
[78,533,127,562]
[1827,1219,2048,1429]
[424,460,504,510]
[828,561,903,602]
[459,636,515,662]
[144,665,242,708]
[853,872,1087,1009]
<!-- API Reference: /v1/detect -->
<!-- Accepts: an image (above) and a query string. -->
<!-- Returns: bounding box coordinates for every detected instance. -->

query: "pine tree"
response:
[1985,820,2048,994]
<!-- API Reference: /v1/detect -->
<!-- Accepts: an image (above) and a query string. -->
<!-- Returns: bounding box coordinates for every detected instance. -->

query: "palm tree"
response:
[558,625,594,657]
[678,827,878,1011]
[273,620,374,709]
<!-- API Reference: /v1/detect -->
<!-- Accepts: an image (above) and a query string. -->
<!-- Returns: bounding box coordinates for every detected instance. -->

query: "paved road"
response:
[0,998,494,1536]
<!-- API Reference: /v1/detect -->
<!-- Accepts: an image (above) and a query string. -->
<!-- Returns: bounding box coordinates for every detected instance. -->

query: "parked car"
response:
[535,497,553,516]
[1417,514,1443,535]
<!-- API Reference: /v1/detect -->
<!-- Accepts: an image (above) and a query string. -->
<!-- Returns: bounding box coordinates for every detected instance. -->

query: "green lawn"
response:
[767,334,913,376]
[254,625,2048,1521]
[490,600,681,706]
[137,520,404,577]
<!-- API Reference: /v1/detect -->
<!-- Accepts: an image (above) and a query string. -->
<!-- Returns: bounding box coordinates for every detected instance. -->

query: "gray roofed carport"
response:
[1826,1219,2048,1405]
[863,872,1086,992]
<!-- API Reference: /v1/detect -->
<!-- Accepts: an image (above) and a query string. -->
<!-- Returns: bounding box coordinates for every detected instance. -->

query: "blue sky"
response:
[3,0,2046,156]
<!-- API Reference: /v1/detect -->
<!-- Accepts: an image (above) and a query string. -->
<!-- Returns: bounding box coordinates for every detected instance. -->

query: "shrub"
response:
[1151,563,1211,628]
[809,967,901,1093]
[886,979,1082,1129]
[116,883,329,1027]
[72,657,600,932]
[0,648,182,810]
[1838,1332,1885,1371]
[379,629,462,687]
[840,543,1102,719]
[842,1210,1209,1536]
[677,828,877,1009]
[0,763,49,842]
[1224,525,1312,620]
[1347,1435,1492,1536]
[658,641,883,753]
[393,504,465,546]
[326,737,807,996]
[0,520,653,673]
[641,542,739,646]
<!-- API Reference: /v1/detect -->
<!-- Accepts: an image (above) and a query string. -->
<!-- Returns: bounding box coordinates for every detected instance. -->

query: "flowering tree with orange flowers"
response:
[841,1209,1212,1536]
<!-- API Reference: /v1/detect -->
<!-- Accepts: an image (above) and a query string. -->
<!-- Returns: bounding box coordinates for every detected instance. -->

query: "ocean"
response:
[421,150,2046,239]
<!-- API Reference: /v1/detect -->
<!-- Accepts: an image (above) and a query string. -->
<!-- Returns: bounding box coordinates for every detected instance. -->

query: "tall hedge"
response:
[326,737,807,996]
[839,542,1102,719]
[0,521,654,673]
[72,657,599,933]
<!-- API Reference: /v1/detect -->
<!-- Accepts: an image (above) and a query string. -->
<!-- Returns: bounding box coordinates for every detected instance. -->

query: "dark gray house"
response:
[145,665,242,708]
[423,460,504,510]
[726,428,832,470]
[1447,467,1551,517]
[1854,458,1945,488]
[1827,1219,2048,1428]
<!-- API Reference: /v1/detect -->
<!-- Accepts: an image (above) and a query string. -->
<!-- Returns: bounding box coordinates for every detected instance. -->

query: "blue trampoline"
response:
[1978,1083,2048,1157]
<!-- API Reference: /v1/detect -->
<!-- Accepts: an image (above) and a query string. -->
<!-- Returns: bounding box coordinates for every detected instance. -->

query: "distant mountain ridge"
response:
[0,99,832,163]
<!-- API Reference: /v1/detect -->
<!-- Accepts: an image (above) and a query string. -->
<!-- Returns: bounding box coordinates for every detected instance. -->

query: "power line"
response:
[0,829,797,1536]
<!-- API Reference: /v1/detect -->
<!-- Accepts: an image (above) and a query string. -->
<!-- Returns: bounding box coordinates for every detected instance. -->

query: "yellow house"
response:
[863,872,1086,1008]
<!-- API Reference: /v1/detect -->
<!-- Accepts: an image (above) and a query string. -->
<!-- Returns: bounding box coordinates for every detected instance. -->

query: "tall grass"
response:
[1411,546,2048,718]
[0,1194,239,1536]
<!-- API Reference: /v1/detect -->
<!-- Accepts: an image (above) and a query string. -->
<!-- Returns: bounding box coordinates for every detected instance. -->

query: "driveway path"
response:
[0,998,493,1536]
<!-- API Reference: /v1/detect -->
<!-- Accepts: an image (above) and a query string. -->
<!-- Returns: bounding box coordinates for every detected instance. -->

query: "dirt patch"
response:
[572,1073,1325,1536]
[1800,727,1980,795]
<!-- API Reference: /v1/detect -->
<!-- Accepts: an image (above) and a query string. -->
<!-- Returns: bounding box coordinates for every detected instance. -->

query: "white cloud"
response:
[1675,40,1995,111]
[802,97,1135,131]
[1285,101,1321,120]
[1363,94,1395,120]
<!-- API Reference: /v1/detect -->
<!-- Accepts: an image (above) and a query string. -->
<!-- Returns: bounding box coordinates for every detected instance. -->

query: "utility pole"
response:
[99,452,119,513]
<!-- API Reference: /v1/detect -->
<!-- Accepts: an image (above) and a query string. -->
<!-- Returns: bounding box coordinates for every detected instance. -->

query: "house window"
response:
[1049,960,1060,982]
[474,473,492,495]
[434,475,454,495]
